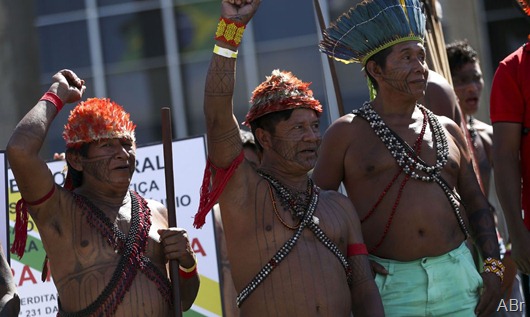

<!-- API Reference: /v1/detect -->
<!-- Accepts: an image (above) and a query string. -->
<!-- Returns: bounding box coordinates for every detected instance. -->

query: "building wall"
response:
[1,0,529,156]
[441,0,529,123]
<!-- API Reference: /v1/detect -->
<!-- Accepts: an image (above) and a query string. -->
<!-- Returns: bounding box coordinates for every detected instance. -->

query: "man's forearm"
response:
[468,207,501,259]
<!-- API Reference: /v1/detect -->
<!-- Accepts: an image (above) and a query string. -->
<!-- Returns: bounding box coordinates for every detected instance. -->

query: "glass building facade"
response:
[35,0,365,154]
[33,0,530,154]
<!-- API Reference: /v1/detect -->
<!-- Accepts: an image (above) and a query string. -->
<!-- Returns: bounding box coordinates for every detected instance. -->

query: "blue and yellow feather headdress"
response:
[320,0,426,66]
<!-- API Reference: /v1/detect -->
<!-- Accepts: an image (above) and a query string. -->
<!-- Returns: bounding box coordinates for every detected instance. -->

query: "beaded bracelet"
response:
[483,257,505,283]
[179,256,198,279]
[213,44,238,59]
[40,92,64,112]
[215,17,245,47]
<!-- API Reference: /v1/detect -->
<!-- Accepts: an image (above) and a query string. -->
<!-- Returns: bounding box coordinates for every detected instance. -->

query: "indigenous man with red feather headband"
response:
[7,69,199,316]
[195,0,383,315]
[312,0,502,316]
[491,0,530,280]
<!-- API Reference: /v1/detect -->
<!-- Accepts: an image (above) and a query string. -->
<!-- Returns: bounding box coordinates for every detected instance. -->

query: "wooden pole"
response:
[313,0,345,117]
[161,107,183,317]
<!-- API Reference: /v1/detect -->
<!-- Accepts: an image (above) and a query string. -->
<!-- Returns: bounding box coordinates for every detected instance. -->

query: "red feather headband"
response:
[63,98,136,148]
[243,70,322,127]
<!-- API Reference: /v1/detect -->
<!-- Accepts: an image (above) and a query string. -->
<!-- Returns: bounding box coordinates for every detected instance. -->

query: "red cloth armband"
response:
[194,151,244,229]
[40,92,64,112]
[11,185,56,259]
[347,243,368,256]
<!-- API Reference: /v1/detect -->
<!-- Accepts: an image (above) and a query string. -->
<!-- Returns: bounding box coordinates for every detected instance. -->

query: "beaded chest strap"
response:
[58,191,171,317]
[236,172,352,307]
[353,102,470,248]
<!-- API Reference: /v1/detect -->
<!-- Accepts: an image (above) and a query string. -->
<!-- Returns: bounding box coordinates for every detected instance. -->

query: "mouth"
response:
[300,148,317,155]
[113,165,130,170]
[410,79,426,85]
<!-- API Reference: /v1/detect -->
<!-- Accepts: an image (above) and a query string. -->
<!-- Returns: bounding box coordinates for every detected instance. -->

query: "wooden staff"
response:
[313,0,345,117]
[161,107,183,317]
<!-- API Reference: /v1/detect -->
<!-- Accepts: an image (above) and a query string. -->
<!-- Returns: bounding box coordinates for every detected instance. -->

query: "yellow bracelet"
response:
[483,257,505,283]
[213,44,238,59]
[179,253,197,273]
[215,17,245,47]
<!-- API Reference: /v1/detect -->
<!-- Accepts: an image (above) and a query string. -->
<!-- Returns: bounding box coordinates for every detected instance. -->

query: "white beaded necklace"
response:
[353,102,470,238]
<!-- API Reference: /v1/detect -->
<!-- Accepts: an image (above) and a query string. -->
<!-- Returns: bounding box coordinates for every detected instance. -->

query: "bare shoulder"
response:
[423,70,458,120]
[317,188,356,217]
[426,70,455,96]
[473,119,493,134]
[323,113,364,142]
[144,197,168,225]
[437,114,462,135]
[474,119,493,146]
[145,198,167,214]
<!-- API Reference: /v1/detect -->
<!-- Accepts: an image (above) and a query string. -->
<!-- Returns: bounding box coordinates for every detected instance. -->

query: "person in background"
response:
[6,69,199,316]
[490,0,530,311]
[448,39,525,316]
[313,0,502,316]
[0,243,19,317]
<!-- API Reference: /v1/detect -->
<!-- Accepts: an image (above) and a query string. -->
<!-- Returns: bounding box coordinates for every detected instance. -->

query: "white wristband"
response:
[213,44,238,58]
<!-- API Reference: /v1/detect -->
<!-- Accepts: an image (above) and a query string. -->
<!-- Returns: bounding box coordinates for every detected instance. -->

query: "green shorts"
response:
[369,242,482,317]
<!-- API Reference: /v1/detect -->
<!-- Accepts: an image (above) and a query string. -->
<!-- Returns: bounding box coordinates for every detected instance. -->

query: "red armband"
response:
[11,185,56,259]
[179,261,198,279]
[40,92,64,112]
[194,150,244,229]
[347,243,368,256]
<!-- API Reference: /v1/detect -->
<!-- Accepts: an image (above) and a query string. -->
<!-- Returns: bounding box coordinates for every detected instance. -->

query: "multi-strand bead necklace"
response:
[354,102,469,252]
[61,190,172,317]
[235,171,352,307]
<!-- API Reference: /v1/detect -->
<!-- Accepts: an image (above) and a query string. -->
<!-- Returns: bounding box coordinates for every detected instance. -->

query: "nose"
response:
[465,83,479,93]
[303,126,321,142]
[113,143,130,159]
[413,58,428,75]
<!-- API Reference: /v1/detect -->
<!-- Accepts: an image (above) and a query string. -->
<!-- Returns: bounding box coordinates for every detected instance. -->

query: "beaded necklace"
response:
[267,182,301,230]
[360,105,427,252]
[236,171,352,307]
[353,102,469,252]
[58,190,172,317]
[260,170,313,220]
[468,116,478,147]
[356,102,449,181]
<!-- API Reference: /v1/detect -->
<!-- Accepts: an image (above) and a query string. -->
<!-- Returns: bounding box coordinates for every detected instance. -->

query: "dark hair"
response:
[249,109,295,151]
[446,40,479,74]
[65,143,90,188]
[365,46,393,91]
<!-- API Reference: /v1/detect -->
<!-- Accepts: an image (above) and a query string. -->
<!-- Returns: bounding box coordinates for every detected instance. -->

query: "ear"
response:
[255,128,272,150]
[66,151,83,171]
[365,60,382,80]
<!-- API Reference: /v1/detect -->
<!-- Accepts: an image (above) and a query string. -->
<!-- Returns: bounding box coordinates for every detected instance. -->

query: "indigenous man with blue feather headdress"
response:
[312,0,503,316]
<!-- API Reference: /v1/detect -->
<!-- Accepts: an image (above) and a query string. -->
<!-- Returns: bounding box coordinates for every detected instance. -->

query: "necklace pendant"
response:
[312,216,319,225]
